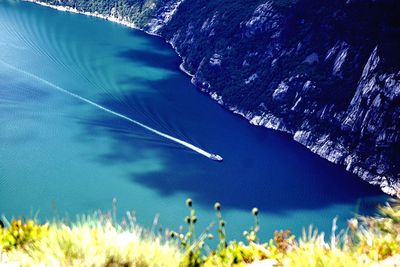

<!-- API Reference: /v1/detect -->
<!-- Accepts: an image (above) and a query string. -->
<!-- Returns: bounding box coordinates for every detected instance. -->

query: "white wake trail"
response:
[0,60,223,161]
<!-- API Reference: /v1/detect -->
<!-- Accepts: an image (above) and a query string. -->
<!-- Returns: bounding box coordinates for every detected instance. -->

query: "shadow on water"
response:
[118,49,181,70]
[78,30,384,214]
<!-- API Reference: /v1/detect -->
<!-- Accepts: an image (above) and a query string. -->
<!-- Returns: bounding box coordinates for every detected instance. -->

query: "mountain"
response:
[33,0,400,195]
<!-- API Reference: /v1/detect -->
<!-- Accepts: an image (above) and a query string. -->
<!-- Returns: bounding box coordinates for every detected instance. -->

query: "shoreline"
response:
[25,0,138,29]
[23,0,228,117]
[23,0,199,83]
[23,0,397,195]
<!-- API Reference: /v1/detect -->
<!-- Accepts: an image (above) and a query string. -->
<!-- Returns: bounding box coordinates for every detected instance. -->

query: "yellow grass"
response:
[1,216,181,267]
[1,199,399,266]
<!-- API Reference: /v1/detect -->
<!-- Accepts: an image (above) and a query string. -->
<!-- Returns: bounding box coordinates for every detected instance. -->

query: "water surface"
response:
[0,1,386,240]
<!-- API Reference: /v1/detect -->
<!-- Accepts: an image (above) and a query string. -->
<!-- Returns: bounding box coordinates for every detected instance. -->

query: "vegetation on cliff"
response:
[1,198,400,266]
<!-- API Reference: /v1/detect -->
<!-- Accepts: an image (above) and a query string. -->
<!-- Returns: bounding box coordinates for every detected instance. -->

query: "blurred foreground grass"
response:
[1,198,399,266]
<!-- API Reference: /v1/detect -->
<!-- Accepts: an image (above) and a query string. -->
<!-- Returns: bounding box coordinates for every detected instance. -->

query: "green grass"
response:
[1,199,400,266]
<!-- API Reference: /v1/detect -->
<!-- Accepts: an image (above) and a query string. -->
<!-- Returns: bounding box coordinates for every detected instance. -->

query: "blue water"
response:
[0,1,387,241]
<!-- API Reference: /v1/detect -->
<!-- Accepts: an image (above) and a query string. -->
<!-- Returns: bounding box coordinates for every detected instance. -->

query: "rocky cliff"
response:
[35,0,400,195]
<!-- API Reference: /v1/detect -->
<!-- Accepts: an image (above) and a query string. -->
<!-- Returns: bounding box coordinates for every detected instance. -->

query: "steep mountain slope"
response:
[34,0,400,194]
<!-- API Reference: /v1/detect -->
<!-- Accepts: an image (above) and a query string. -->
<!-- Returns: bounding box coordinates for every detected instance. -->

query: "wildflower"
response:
[26,220,34,229]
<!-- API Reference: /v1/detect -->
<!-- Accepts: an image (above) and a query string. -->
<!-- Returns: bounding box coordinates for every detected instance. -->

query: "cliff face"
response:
[37,0,400,194]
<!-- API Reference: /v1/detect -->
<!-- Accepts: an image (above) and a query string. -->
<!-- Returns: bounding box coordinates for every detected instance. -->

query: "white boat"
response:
[210,154,223,162]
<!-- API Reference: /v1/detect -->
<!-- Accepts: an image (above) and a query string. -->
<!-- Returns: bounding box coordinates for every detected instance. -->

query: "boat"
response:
[210,154,223,162]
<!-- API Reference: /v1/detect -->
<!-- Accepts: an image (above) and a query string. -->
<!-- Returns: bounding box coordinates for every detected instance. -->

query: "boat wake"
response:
[0,59,223,162]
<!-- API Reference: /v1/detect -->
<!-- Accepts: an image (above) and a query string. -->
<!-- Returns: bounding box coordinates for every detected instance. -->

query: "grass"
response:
[1,198,400,266]
[0,210,181,267]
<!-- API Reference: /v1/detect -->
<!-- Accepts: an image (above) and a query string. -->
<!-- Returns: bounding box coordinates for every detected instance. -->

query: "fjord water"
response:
[0,1,386,239]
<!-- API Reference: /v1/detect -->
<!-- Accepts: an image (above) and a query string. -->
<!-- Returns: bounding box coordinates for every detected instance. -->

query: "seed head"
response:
[252,207,259,216]
[186,198,193,207]
[185,216,191,224]
[214,202,221,211]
